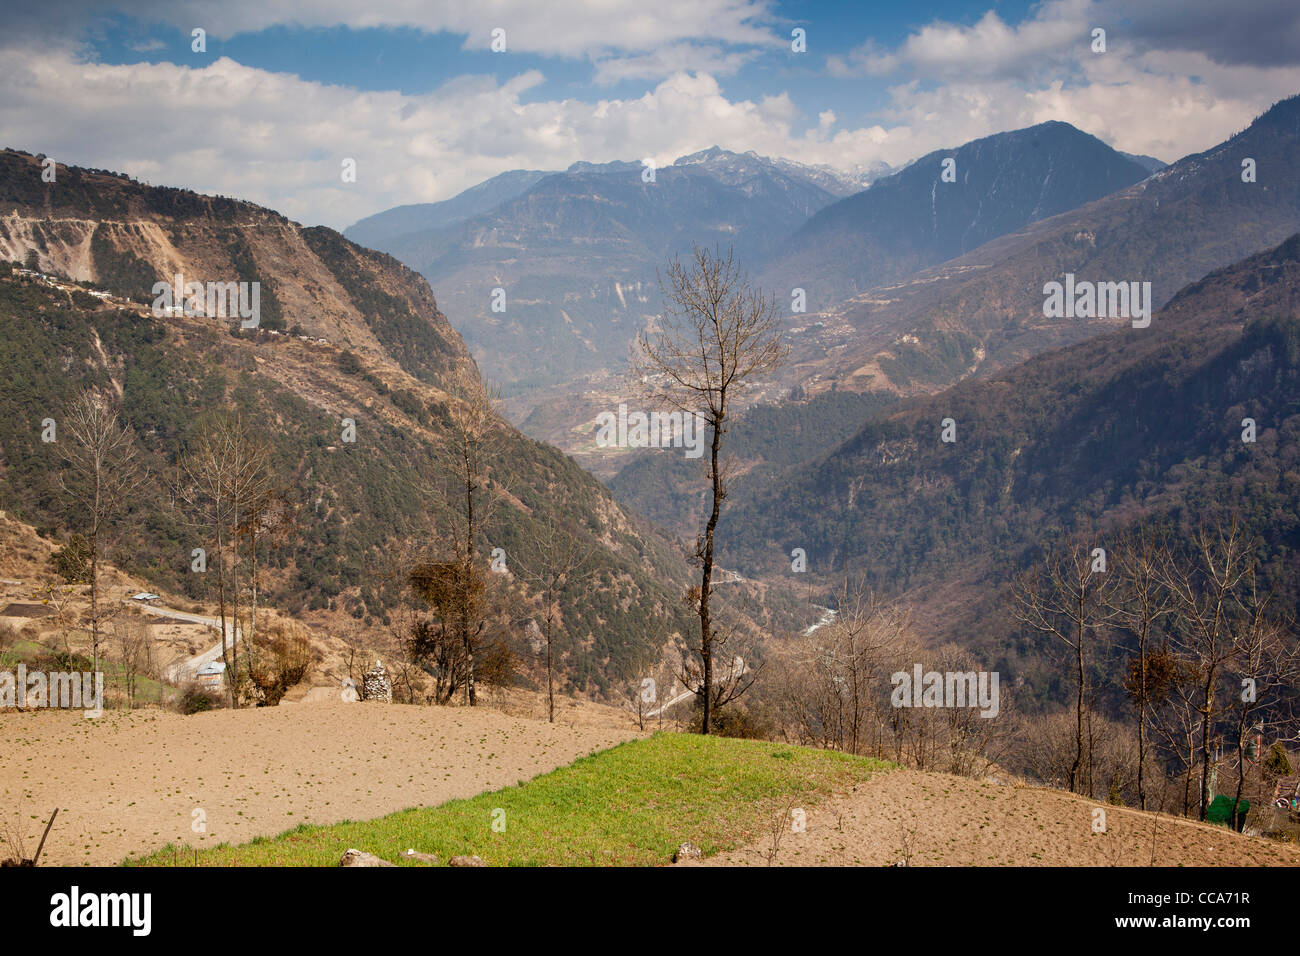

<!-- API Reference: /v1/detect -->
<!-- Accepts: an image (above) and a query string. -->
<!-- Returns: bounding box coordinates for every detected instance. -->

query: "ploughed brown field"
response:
[684,768,1300,867]
[0,702,638,866]
[4,697,1298,867]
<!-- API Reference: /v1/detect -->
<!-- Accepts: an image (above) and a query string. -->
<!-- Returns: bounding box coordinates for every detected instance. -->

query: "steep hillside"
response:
[724,234,1300,669]
[0,150,703,697]
[759,121,1153,311]
[792,94,1300,398]
[609,97,1300,545]
[0,150,470,388]
[609,389,899,540]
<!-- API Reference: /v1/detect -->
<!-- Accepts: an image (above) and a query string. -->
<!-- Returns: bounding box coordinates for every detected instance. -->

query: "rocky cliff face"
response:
[0,148,473,390]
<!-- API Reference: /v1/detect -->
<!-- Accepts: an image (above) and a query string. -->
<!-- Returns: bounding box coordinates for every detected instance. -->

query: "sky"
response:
[1,0,1298,230]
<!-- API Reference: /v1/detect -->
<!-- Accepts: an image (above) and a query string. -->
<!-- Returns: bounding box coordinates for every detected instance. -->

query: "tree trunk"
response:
[90,464,102,676]
[697,415,724,734]
[1233,716,1248,830]
[1071,613,1084,794]
[247,523,258,689]
[217,524,230,705]
[90,529,100,677]
[463,446,476,707]
[1199,680,1213,820]
[545,600,554,723]
[230,501,240,709]
[1137,623,1148,810]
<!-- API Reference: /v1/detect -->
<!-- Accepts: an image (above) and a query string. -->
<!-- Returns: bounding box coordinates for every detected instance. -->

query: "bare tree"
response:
[1148,665,1203,817]
[239,487,295,689]
[180,416,236,703]
[431,367,503,707]
[633,244,786,734]
[58,389,146,675]
[513,512,596,722]
[1012,529,1117,794]
[1226,590,1300,829]
[770,581,907,757]
[1109,523,1176,809]
[113,618,153,707]
[933,643,1013,777]
[32,581,78,661]
[407,558,495,704]
[765,795,798,866]
[180,411,272,707]
[384,603,425,704]
[1160,521,1254,819]
[626,672,653,731]
[1015,709,1086,791]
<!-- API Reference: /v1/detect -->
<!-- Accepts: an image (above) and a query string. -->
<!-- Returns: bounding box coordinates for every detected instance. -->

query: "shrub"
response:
[476,637,518,690]
[50,535,92,584]
[337,350,362,375]
[688,702,774,740]
[178,682,220,715]
[1266,742,1294,778]
[249,621,312,706]
[34,649,94,672]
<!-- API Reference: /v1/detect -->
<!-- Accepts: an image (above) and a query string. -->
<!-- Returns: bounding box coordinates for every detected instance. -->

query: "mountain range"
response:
[344,127,1171,474]
[756,121,1157,311]
[0,148,709,696]
[344,147,872,399]
[793,94,1300,400]
[594,99,1300,721]
[612,95,1300,547]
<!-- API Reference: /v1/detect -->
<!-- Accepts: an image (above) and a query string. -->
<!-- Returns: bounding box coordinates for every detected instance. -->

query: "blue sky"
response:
[1,0,1297,228]
[85,1,1038,134]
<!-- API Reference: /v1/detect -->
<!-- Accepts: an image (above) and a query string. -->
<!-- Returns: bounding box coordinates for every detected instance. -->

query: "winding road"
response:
[129,601,241,683]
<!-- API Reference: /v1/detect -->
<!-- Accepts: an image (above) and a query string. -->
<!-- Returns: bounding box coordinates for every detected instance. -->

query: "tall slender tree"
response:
[430,367,502,706]
[514,512,596,722]
[634,245,786,734]
[1109,522,1176,810]
[59,388,146,675]
[240,488,295,692]
[1226,592,1299,829]
[181,411,272,707]
[1160,521,1254,820]
[1012,529,1117,794]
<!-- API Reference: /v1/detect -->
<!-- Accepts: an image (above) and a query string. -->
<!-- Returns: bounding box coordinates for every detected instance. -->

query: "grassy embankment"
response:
[132,732,891,866]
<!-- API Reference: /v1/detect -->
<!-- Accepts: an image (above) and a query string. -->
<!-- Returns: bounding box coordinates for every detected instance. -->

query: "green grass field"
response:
[0,637,173,706]
[130,732,891,866]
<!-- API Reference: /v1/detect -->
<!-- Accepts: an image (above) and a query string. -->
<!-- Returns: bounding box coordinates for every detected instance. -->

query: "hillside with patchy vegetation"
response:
[0,151,710,698]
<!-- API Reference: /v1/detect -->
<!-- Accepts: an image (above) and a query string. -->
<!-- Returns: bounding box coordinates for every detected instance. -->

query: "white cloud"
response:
[829,0,1092,81]
[3,0,1297,233]
[10,0,780,59]
[591,44,759,84]
[0,52,830,229]
[822,0,1300,163]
